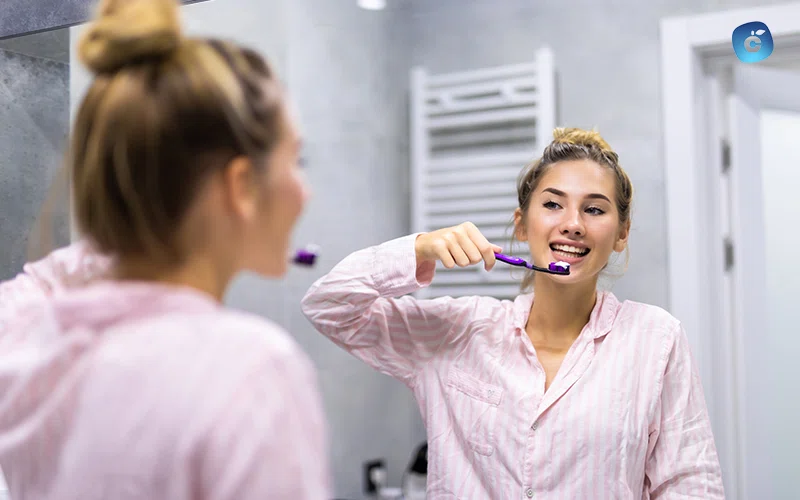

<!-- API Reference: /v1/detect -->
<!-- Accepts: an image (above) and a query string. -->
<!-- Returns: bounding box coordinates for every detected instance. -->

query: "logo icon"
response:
[732,22,774,63]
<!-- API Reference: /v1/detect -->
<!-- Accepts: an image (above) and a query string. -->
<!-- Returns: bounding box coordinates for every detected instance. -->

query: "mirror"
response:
[7,1,798,499]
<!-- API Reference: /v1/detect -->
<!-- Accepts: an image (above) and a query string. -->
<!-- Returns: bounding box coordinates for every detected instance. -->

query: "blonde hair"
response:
[68,0,285,264]
[514,127,634,292]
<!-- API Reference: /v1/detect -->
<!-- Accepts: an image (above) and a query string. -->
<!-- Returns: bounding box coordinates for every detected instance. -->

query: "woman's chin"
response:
[266,261,288,278]
[541,263,600,287]
[246,255,287,279]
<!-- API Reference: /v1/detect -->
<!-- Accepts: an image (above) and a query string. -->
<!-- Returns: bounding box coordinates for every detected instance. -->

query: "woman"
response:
[301,128,725,499]
[0,0,329,498]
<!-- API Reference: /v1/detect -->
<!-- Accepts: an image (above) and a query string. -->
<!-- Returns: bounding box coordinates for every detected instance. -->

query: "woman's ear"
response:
[513,208,527,242]
[614,219,631,253]
[222,156,258,222]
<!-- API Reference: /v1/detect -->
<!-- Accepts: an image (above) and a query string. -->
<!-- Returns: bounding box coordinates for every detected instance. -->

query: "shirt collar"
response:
[512,289,620,339]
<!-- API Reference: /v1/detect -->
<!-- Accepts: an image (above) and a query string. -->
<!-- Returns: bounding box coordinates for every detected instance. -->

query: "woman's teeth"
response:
[551,244,589,257]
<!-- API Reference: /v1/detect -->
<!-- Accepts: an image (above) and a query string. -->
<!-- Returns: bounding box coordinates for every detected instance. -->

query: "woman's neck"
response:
[525,277,598,347]
[113,253,230,302]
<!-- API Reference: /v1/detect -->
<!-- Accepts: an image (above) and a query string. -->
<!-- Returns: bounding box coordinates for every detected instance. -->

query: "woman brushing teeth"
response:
[302,127,724,499]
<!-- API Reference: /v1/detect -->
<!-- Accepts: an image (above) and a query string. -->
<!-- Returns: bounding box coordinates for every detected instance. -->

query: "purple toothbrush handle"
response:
[494,253,529,267]
[494,253,570,275]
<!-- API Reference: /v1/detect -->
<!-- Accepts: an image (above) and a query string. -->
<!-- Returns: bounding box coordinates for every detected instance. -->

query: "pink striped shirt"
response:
[0,242,331,500]
[301,234,725,499]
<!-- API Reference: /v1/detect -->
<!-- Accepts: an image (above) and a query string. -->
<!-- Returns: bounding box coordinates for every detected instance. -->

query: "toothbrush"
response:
[494,253,570,275]
[290,245,567,275]
[291,244,319,267]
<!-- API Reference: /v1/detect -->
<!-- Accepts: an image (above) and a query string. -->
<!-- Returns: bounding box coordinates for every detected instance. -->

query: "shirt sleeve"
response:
[200,347,331,500]
[300,233,492,387]
[0,241,112,333]
[0,240,111,306]
[645,322,726,499]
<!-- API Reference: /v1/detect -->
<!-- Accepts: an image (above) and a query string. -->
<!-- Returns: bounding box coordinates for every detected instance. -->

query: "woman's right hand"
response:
[415,222,503,271]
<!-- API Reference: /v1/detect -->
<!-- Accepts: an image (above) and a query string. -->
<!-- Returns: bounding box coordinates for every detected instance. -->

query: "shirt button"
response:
[526,488,534,498]
[531,421,538,430]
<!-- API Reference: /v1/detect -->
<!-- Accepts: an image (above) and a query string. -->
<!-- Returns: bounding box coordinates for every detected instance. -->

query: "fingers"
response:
[445,234,471,268]
[462,222,502,271]
[431,239,456,269]
[435,229,479,269]
[424,222,503,271]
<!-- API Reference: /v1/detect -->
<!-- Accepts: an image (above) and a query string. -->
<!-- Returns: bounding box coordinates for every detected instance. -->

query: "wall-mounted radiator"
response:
[410,47,556,300]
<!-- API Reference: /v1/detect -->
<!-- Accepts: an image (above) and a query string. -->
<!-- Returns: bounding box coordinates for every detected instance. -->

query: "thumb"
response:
[492,244,503,254]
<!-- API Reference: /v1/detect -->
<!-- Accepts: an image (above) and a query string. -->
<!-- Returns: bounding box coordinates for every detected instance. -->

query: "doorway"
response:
[662,3,800,499]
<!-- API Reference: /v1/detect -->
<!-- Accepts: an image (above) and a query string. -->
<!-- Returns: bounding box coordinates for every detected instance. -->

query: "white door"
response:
[727,65,800,500]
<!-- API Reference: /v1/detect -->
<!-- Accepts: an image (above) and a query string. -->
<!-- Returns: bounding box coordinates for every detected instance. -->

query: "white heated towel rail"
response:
[410,47,556,299]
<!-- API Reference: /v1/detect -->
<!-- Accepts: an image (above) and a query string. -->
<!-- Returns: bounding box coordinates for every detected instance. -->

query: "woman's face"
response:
[245,107,309,277]
[514,159,629,285]
[203,103,309,279]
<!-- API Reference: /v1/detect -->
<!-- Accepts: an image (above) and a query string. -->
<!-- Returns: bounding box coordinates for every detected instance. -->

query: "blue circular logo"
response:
[732,22,774,63]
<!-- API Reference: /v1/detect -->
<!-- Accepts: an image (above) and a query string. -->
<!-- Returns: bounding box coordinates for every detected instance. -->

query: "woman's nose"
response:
[559,211,584,236]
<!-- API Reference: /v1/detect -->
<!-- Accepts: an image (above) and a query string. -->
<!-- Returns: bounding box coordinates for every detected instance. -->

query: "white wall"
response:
[758,108,800,500]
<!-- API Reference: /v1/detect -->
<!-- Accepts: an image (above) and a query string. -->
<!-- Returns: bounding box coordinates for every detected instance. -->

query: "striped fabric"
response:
[302,234,725,499]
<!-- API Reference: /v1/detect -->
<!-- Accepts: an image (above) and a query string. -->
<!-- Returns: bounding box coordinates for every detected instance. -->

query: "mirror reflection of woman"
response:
[302,128,725,499]
[0,0,329,498]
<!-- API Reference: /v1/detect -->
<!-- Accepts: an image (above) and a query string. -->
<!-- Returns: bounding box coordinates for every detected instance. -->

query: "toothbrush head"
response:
[292,245,319,267]
[548,261,570,275]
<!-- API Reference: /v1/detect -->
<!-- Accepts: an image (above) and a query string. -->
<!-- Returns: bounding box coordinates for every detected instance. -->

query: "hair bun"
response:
[78,0,182,74]
[552,127,612,152]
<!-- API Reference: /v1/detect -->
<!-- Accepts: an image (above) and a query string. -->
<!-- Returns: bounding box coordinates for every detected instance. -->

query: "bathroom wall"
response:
[282,0,425,495]
[1,0,209,38]
[0,31,71,281]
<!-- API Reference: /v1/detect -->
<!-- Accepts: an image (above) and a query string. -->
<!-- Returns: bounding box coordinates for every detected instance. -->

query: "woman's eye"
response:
[543,201,561,210]
[586,206,605,215]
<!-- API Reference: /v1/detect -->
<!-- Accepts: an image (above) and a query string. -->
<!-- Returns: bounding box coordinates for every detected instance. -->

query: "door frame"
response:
[660,3,800,498]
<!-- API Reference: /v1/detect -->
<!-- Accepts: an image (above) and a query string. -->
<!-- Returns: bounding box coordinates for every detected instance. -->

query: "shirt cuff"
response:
[373,233,435,297]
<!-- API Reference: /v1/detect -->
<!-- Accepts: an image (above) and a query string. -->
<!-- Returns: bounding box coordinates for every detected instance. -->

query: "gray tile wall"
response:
[0,29,70,63]
[0,49,71,280]
[1,0,209,39]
